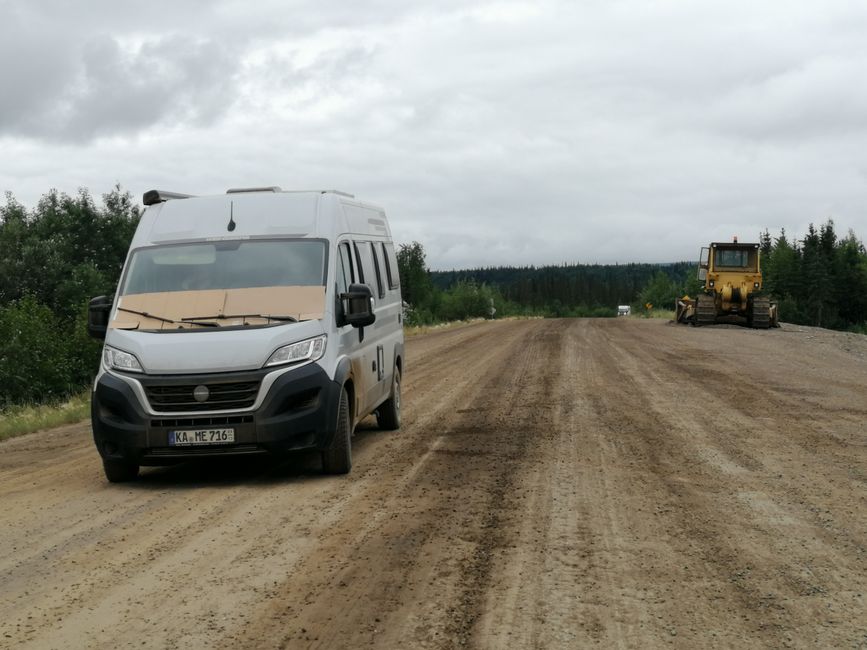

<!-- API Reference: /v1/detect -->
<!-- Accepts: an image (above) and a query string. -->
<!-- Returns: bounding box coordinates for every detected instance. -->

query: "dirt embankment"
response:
[1,318,865,649]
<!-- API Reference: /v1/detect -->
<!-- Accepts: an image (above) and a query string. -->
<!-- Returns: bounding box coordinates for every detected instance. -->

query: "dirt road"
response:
[1,318,866,649]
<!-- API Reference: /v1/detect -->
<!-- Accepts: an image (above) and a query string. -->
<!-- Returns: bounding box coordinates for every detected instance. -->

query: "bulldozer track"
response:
[749,296,771,329]
[695,293,717,325]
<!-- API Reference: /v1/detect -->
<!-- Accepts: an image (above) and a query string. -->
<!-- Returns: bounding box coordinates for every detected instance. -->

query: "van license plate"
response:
[168,428,235,446]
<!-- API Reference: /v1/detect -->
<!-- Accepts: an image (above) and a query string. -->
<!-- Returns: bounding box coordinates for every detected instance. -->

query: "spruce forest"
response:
[1,187,866,409]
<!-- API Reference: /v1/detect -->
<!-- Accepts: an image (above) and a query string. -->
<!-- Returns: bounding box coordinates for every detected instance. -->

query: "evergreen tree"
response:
[802,223,835,327]
[834,232,867,325]
[764,229,799,299]
[759,229,772,258]
[396,241,434,310]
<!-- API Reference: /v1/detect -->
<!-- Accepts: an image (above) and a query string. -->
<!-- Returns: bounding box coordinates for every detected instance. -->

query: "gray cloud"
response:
[0,4,78,129]
[0,29,240,141]
[1,0,867,267]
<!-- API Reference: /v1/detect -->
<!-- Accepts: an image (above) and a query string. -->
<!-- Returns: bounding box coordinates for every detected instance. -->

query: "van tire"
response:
[322,388,352,475]
[103,459,139,483]
[376,368,401,430]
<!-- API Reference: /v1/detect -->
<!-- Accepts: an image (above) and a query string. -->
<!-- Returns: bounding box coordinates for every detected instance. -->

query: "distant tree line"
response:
[431,261,695,317]
[0,187,140,407]
[398,241,694,324]
[401,222,867,332]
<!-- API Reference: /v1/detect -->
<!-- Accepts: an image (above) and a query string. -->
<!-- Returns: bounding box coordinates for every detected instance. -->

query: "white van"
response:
[87,187,404,482]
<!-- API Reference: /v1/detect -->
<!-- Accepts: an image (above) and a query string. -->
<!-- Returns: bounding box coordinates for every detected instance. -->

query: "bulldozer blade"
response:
[675,298,694,324]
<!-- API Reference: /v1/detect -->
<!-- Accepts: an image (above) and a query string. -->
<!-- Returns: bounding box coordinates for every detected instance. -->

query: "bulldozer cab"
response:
[704,242,761,296]
[699,243,759,279]
[711,244,758,272]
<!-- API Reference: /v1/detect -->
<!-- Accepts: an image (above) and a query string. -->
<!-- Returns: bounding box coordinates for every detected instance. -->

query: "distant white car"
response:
[617,305,631,316]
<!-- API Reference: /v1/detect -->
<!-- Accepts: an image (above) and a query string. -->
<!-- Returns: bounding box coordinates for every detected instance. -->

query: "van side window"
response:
[352,242,366,284]
[370,243,385,299]
[382,243,399,290]
[337,242,353,294]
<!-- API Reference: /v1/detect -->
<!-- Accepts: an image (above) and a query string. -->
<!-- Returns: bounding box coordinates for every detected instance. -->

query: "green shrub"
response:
[0,297,100,407]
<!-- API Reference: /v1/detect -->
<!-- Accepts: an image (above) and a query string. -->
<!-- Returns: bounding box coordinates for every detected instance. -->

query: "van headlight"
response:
[103,346,144,373]
[265,335,326,367]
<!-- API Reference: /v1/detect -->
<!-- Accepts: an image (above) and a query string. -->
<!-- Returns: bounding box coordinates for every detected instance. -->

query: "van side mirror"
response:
[88,295,113,340]
[340,284,376,328]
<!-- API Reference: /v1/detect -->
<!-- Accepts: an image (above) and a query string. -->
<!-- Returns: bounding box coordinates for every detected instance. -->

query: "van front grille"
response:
[145,381,260,412]
[151,415,254,428]
[144,445,263,457]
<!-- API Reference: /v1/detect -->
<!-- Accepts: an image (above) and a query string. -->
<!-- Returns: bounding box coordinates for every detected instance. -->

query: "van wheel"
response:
[103,459,139,483]
[376,368,401,430]
[322,388,352,475]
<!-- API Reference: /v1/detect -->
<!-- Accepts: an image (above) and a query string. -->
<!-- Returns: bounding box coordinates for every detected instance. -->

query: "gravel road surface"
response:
[1,318,866,649]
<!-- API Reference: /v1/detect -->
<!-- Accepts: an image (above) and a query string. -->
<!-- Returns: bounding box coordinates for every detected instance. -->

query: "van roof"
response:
[142,188,355,206]
[134,189,389,248]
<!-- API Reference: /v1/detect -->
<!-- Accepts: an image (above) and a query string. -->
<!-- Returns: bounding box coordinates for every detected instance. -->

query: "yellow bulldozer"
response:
[675,238,779,328]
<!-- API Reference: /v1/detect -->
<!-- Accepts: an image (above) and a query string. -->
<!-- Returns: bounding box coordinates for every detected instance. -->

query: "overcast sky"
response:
[2,1,866,269]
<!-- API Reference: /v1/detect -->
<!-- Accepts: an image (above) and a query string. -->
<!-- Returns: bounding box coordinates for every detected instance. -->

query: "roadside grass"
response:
[0,391,90,442]
[403,315,547,337]
[632,309,676,320]
[404,318,490,337]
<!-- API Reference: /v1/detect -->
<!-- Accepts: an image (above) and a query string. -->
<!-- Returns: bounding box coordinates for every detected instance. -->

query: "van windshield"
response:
[121,240,326,295]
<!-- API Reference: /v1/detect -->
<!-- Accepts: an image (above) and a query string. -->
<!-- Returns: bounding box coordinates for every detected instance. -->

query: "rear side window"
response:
[337,242,353,294]
[370,243,385,299]
[382,243,399,290]
[353,242,366,284]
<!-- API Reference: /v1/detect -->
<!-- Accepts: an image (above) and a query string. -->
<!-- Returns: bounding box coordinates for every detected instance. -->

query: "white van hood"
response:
[105,318,326,374]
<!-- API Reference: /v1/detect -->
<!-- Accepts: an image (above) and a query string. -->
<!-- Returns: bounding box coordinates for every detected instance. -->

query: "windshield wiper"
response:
[117,306,218,328]
[181,313,299,324]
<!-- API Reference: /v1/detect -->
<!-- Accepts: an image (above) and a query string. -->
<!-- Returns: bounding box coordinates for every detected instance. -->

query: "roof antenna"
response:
[227,201,236,232]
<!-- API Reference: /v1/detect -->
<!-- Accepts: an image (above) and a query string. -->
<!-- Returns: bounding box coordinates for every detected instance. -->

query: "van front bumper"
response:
[91,364,341,466]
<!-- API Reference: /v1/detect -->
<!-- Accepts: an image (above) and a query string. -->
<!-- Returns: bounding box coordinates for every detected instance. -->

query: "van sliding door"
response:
[352,241,387,413]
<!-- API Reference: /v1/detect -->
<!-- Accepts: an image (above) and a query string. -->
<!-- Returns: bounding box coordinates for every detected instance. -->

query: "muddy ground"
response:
[1,318,865,649]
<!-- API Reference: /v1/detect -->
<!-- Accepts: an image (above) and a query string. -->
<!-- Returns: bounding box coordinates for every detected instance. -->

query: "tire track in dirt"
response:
[476,319,636,648]
[223,320,560,649]
[573,319,867,648]
[472,318,866,649]
[2,320,530,650]
[1,318,865,649]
